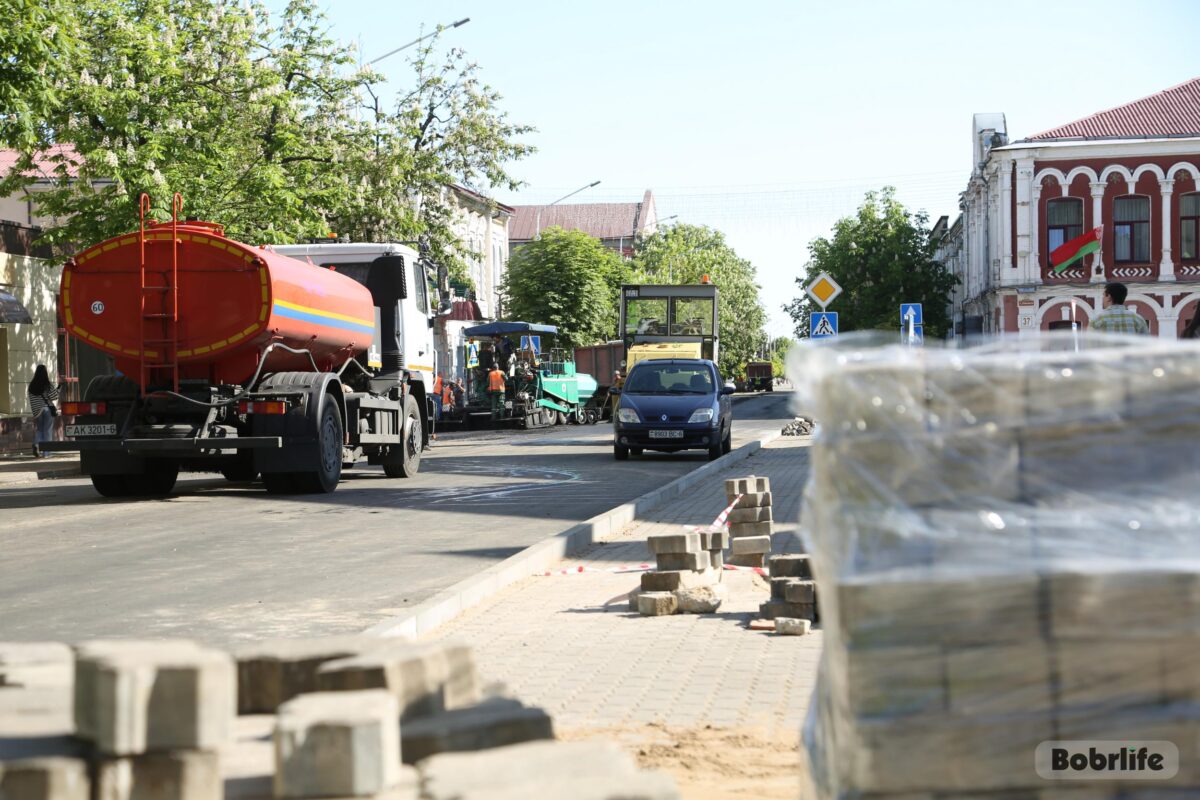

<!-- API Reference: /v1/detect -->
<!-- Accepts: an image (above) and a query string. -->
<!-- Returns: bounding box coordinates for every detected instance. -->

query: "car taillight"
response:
[238,400,288,415]
[62,402,106,415]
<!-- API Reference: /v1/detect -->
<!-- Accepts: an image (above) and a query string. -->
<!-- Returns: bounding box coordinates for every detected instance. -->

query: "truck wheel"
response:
[292,399,343,493]
[91,474,131,498]
[556,411,567,426]
[383,395,422,478]
[126,460,180,496]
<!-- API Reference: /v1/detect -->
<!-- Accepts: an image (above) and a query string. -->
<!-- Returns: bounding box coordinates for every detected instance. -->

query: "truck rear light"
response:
[238,400,288,415]
[62,402,107,415]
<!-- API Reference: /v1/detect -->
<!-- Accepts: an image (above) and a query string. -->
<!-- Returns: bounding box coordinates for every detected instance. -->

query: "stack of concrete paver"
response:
[795,335,1200,798]
[76,640,233,800]
[725,475,773,568]
[636,530,727,616]
[758,554,818,634]
[1,636,681,799]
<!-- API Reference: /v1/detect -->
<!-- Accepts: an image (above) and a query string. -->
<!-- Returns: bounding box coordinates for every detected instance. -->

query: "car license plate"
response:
[66,424,117,437]
[649,429,683,439]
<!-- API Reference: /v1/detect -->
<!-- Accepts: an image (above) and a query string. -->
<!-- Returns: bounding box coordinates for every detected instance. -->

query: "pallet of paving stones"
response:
[0,635,680,799]
[791,334,1200,798]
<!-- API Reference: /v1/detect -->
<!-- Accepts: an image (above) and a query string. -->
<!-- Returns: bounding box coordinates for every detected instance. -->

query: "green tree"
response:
[0,0,532,277]
[501,227,626,349]
[632,223,766,378]
[0,0,80,150]
[784,188,957,339]
[770,336,793,378]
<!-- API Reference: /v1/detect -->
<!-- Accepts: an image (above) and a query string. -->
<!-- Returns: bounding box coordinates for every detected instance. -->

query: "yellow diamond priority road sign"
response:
[805,272,843,309]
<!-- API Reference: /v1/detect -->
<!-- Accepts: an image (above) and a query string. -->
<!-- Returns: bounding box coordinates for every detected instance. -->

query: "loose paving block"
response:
[748,619,776,632]
[0,757,88,800]
[696,530,729,550]
[729,552,765,569]
[74,640,235,756]
[783,580,817,604]
[675,584,727,614]
[708,550,724,569]
[769,555,813,579]
[316,641,478,722]
[640,569,717,593]
[645,533,700,555]
[725,476,770,495]
[400,698,554,765]
[731,535,771,556]
[94,750,220,800]
[775,618,811,636]
[0,642,73,690]
[729,520,772,538]
[729,491,772,508]
[728,506,772,524]
[419,740,640,800]
[654,551,709,572]
[235,636,390,714]
[637,592,678,617]
[274,690,401,799]
[759,600,815,621]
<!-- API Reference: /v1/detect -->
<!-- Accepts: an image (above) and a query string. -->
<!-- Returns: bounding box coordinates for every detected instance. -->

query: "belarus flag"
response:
[1050,226,1102,274]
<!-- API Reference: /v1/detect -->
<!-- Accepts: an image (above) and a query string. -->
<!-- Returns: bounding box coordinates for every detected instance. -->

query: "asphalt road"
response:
[0,392,796,647]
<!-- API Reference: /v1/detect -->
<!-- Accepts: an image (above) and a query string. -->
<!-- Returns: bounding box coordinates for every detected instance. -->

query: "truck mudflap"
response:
[39,436,283,454]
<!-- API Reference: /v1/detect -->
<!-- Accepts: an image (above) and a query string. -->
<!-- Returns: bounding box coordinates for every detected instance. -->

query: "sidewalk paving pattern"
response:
[423,439,818,739]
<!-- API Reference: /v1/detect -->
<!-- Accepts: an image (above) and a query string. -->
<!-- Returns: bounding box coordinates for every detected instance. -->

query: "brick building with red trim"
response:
[944,78,1200,337]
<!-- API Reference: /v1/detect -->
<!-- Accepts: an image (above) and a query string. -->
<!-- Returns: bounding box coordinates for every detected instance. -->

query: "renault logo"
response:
[661,414,668,421]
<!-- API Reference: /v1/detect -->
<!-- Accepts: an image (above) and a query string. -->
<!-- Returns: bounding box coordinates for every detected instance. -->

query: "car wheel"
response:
[721,427,732,454]
[630,447,643,456]
[614,444,629,461]
[707,438,722,461]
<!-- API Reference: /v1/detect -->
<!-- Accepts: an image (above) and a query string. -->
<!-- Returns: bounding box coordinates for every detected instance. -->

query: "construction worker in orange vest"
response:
[432,373,444,421]
[487,364,507,420]
[441,380,453,417]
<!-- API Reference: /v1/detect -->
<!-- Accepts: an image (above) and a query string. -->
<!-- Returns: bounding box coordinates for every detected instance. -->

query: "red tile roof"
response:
[1026,77,1200,141]
[0,144,81,179]
[509,190,656,241]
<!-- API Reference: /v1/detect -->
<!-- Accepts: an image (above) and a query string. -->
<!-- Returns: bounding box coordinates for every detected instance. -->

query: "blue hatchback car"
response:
[611,358,734,461]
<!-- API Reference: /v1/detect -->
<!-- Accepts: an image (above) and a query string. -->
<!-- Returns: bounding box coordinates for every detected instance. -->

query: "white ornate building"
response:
[945,78,1200,337]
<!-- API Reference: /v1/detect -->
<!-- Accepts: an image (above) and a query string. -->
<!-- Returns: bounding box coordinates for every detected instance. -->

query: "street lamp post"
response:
[535,180,601,238]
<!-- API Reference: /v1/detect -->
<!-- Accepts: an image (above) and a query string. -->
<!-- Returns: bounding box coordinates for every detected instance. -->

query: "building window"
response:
[1182,192,1199,261]
[1046,198,1082,264]
[1113,195,1151,263]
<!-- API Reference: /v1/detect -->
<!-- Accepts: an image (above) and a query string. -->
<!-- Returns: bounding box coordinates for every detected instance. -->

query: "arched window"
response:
[1046,198,1082,265]
[1182,193,1199,261]
[1114,195,1151,262]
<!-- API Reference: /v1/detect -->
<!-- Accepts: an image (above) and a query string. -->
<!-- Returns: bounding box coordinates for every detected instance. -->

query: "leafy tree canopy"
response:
[500,227,628,349]
[0,0,532,290]
[632,223,766,378]
[784,188,957,339]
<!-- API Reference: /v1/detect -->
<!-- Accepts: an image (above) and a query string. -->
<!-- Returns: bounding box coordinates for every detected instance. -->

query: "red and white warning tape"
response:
[721,563,769,577]
[537,494,747,577]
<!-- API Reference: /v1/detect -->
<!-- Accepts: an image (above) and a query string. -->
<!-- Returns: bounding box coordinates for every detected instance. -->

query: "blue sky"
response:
[310,0,1200,337]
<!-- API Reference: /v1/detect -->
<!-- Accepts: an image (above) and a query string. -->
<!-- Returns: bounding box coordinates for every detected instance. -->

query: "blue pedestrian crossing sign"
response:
[811,311,838,339]
[900,303,923,326]
[467,342,479,368]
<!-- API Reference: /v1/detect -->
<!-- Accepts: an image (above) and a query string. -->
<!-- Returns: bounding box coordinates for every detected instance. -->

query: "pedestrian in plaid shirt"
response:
[1091,282,1150,335]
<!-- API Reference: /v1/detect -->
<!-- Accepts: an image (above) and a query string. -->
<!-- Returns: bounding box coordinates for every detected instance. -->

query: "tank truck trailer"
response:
[44,194,440,497]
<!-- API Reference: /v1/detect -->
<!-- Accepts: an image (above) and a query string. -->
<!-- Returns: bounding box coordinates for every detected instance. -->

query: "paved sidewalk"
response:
[424,437,818,739]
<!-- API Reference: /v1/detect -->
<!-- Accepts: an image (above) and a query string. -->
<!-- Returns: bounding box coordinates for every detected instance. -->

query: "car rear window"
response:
[626,363,713,394]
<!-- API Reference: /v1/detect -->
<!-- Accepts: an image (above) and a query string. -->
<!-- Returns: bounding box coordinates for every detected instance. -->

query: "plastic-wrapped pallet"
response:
[792,333,1200,799]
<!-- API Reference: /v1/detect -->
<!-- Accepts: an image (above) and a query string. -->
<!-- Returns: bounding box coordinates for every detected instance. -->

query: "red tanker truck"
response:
[44,195,436,497]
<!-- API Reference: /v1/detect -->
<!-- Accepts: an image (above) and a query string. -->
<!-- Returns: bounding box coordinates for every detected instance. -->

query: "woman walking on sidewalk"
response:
[27,364,59,457]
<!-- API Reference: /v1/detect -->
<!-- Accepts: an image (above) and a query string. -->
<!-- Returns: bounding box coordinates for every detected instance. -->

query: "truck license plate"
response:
[66,424,117,437]
[649,429,683,439]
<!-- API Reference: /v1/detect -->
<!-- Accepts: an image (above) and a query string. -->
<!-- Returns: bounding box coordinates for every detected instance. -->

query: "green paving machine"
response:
[462,322,602,429]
